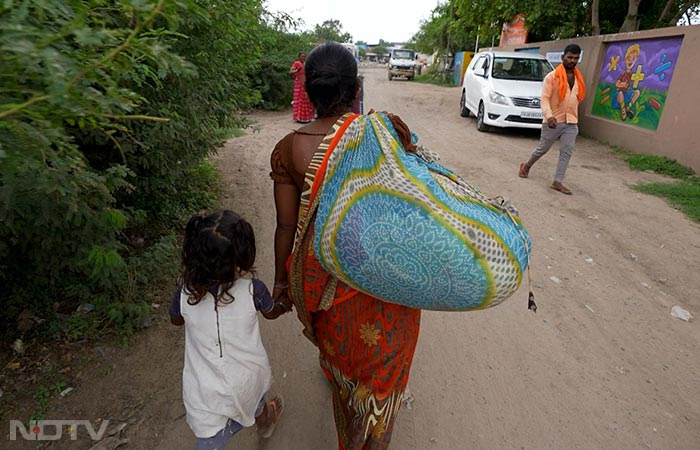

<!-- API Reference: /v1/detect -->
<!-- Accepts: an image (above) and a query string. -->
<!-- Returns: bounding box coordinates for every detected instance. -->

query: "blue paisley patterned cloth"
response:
[312,113,531,311]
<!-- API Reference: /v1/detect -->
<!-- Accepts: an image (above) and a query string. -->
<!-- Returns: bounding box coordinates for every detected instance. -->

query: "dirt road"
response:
[11,66,699,450]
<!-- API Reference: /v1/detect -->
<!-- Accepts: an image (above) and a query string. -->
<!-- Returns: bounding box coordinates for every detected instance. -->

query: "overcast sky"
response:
[264,0,439,44]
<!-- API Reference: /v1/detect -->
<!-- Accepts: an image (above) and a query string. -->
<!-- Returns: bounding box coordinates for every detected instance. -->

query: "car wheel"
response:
[407,76,414,81]
[477,101,489,132]
[459,91,470,117]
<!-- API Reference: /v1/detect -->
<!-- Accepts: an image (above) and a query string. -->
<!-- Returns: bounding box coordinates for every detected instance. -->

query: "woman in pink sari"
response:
[289,52,315,123]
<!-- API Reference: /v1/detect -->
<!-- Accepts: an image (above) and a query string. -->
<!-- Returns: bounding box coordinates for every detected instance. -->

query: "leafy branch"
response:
[0,0,166,122]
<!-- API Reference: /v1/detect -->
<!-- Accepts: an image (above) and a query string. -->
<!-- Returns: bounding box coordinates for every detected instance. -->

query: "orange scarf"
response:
[555,64,585,103]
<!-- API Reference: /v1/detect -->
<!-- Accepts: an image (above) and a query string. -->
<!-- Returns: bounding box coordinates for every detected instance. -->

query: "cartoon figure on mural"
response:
[612,44,642,121]
[592,36,683,131]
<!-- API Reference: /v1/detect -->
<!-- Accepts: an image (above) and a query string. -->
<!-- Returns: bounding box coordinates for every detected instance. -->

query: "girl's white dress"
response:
[179,279,272,438]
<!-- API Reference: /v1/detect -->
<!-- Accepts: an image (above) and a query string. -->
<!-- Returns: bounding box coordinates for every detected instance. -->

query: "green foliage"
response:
[371,45,388,56]
[412,0,700,56]
[622,152,699,222]
[28,382,65,423]
[312,19,353,43]
[250,14,314,110]
[633,179,700,222]
[414,72,456,87]
[625,154,696,179]
[412,2,454,55]
[1,0,262,341]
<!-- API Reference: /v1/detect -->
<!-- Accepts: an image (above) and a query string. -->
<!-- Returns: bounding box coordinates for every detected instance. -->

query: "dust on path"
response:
[6,67,699,450]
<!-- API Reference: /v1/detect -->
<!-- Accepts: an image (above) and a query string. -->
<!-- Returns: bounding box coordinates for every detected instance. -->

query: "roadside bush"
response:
[250,16,314,110]
[0,0,264,340]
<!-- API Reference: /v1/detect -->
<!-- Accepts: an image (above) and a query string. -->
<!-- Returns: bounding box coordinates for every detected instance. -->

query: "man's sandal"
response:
[518,162,530,178]
[258,395,284,439]
[550,182,572,195]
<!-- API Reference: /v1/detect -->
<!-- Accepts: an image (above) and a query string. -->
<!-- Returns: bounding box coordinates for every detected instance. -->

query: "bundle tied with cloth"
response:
[299,112,535,312]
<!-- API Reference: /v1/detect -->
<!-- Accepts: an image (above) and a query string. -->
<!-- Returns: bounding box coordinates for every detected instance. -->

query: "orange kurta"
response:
[541,69,583,124]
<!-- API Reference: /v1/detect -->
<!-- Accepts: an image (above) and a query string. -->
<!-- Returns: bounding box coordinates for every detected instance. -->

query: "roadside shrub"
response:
[250,16,314,110]
[0,0,263,340]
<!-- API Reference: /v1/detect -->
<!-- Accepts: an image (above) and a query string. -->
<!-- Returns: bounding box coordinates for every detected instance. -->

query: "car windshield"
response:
[491,57,552,81]
[393,50,415,60]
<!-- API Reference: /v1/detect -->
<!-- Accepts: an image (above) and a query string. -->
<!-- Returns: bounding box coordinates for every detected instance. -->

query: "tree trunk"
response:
[656,0,676,26]
[619,0,643,32]
[591,0,601,35]
[668,2,698,26]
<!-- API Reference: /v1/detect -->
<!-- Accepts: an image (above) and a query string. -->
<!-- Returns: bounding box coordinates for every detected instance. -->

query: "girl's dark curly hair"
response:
[304,42,359,118]
[180,210,256,306]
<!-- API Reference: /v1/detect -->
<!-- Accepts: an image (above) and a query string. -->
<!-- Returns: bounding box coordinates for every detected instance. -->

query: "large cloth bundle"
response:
[312,113,531,311]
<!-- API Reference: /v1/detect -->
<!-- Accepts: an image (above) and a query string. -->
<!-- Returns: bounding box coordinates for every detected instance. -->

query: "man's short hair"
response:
[564,44,582,55]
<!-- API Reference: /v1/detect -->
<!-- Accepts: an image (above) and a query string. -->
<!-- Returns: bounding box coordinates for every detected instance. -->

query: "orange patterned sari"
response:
[288,114,421,449]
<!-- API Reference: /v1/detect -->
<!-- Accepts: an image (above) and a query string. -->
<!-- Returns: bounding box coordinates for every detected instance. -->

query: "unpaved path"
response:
[7,67,699,450]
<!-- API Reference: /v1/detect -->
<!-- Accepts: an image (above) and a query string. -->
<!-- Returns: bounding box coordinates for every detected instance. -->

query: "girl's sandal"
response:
[258,395,284,438]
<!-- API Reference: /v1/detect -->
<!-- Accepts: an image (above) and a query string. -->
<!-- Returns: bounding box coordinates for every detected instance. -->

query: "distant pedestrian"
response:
[289,51,314,123]
[519,44,586,195]
[169,210,290,449]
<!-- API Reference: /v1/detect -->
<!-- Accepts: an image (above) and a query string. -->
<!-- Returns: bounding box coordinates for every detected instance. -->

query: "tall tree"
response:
[312,19,352,43]
[592,0,601,35]
[412,0,700,58]
[620,0,643,31]
[371,45,388,57]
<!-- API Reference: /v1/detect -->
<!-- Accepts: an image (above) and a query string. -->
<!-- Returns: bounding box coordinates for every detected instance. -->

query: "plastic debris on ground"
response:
[77,303,95,313]
[671,306,693,322]
[12,339,25,355]
[60,387,74,397]
[402,385,415,410]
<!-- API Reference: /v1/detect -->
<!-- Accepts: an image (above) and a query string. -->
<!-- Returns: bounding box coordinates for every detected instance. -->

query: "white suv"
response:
[459,51,553,132]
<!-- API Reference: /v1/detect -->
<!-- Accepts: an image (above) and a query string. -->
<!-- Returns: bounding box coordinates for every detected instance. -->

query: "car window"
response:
[491,57,552,81]
[393,50,415,59]
[471,55,487,74]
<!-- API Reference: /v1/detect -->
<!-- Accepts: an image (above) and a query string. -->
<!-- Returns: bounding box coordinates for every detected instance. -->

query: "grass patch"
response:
[29,382,66,423]
[218,127,246,139]
[620,152,700,222]
[633,179,700,222]
[413,73,456,87]
[624,154,695,179]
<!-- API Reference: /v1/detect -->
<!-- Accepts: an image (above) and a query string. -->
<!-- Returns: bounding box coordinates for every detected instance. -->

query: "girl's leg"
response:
[195,419,242,450]
[256,395,284,438]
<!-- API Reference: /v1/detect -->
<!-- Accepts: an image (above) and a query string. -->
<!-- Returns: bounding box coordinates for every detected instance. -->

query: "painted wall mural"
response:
[591,36,683,130]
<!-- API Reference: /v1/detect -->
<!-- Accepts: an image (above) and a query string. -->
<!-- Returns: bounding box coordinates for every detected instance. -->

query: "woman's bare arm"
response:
[273,182,300,294]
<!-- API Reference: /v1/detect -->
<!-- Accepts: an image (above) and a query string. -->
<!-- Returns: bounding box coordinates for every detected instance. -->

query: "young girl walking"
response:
[169,210,291,449]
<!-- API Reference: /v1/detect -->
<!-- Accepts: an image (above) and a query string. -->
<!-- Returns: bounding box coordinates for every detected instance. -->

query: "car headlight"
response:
[489,91,509,106]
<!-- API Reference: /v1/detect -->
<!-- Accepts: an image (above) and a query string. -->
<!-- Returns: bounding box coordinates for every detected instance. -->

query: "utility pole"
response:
[474,25,480,53]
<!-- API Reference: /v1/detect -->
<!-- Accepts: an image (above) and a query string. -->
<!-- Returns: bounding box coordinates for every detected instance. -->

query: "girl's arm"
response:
[253,279,291,320]
[169,288,185,326]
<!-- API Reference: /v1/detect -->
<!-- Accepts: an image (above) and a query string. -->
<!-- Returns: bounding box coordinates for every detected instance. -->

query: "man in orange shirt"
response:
[518,44,585,195]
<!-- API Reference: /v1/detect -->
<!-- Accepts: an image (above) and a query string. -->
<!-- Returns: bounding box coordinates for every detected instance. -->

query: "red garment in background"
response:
[291,60,314,122]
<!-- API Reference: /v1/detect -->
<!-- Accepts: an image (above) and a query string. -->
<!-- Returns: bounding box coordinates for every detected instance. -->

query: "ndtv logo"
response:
[9,420,110,441]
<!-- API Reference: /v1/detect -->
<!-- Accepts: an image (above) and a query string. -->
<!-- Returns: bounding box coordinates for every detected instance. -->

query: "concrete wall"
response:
[499,25,700,172]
